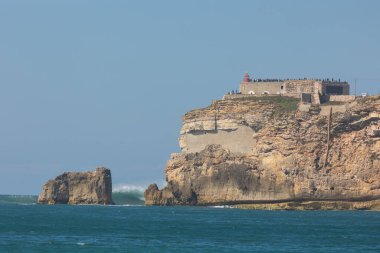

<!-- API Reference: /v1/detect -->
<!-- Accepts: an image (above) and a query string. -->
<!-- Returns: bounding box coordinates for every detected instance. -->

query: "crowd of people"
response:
[249,78,347,83]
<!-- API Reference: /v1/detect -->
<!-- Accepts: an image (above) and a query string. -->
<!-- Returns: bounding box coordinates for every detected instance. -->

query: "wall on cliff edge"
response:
[179,125,256,153]
[179,96,297,154]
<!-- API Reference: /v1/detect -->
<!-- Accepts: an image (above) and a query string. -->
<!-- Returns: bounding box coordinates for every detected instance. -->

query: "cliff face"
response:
[145,96,380,209]
[38,167,113,205]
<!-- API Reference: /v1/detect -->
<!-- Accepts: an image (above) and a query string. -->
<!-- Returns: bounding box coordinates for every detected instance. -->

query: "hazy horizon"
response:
[1,0,380,195]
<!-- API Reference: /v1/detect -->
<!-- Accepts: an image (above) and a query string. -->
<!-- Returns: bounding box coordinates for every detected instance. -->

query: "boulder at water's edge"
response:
[38,167,113,205]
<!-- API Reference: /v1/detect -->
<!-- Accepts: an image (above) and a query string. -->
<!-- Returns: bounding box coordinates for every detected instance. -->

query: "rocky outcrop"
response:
[145,96,380,209]
[38,167,113,205]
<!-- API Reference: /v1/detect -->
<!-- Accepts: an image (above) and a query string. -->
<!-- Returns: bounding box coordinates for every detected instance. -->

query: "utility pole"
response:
[214,102,218,131]
[353,78,380,96]
[323,107,333,170]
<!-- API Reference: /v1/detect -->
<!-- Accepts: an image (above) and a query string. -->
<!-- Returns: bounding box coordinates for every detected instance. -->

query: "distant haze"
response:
[0,0,379,194]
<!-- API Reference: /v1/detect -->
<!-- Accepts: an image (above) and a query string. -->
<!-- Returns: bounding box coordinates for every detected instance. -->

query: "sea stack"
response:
[38,167,113,205]
[145,86,380,210]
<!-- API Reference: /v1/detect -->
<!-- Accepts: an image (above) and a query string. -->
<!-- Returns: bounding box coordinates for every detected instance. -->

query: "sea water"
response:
[0,203,380,252]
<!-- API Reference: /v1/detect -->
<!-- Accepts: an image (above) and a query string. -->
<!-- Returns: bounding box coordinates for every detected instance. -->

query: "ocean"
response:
[0,196,380,252]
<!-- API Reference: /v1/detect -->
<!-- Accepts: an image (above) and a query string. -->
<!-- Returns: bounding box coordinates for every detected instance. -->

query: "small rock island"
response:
[38,167,113,205]
[145,74,380,210]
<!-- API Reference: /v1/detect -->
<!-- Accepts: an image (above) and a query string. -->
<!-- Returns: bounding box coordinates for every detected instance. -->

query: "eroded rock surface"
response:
[145,96,380,209]
[38,167,113,205]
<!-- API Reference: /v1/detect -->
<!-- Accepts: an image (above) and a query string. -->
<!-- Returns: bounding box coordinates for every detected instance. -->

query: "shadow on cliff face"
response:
[170,181,198,205]
[144,182,198,206]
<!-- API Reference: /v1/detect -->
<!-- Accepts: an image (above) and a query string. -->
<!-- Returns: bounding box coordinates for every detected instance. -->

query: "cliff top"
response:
[183,95,380,122]
[183,96,299,122]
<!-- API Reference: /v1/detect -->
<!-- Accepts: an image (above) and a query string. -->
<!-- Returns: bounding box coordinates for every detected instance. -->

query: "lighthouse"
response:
[243,73,251,82]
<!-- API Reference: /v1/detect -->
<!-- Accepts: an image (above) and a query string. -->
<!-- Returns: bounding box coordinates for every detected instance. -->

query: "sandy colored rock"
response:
[145,96,380,209]
[38,167,113,205]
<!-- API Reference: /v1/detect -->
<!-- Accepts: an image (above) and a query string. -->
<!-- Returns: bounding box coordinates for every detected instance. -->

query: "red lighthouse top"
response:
[243,73,251,82]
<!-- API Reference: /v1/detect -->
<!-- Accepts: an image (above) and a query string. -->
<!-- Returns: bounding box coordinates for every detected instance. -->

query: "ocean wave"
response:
[112,184,145,205]
[111,204,144,207]
[0,184,146,206]
[0,195,38,205]
[113,184,145,193]
[209,205,235,209]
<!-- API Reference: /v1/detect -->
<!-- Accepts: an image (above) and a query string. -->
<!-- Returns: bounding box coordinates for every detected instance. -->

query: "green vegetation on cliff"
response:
[231,96,299,114]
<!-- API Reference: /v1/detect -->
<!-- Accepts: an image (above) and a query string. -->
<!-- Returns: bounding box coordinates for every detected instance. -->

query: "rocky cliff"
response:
[38,167,113,205]
[145,96,380,210]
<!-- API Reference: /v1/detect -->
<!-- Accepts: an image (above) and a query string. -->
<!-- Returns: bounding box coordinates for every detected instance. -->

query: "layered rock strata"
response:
[38,167,113,205]
[145,96,380,210]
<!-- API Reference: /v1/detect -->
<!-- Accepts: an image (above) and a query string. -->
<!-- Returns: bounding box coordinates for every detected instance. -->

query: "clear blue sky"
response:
[1,0,379,194]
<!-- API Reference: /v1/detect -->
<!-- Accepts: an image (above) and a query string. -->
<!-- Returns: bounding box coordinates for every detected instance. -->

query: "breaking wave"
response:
[0,185,146,206]
[112,184,145,205]
[0,195,38,205]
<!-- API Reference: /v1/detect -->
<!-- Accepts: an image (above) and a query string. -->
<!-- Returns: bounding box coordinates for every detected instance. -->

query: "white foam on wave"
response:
[113,204,144,207]
[209,205,235,209]
[112,184,146,201]
[113,181,168,192]
[113,184,145,193]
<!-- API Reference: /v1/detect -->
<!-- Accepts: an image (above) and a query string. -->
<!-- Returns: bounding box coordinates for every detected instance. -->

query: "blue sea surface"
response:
[0,203,379,252]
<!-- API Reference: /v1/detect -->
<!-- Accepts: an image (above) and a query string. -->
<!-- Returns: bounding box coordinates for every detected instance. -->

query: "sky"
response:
[0,0,379,194]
